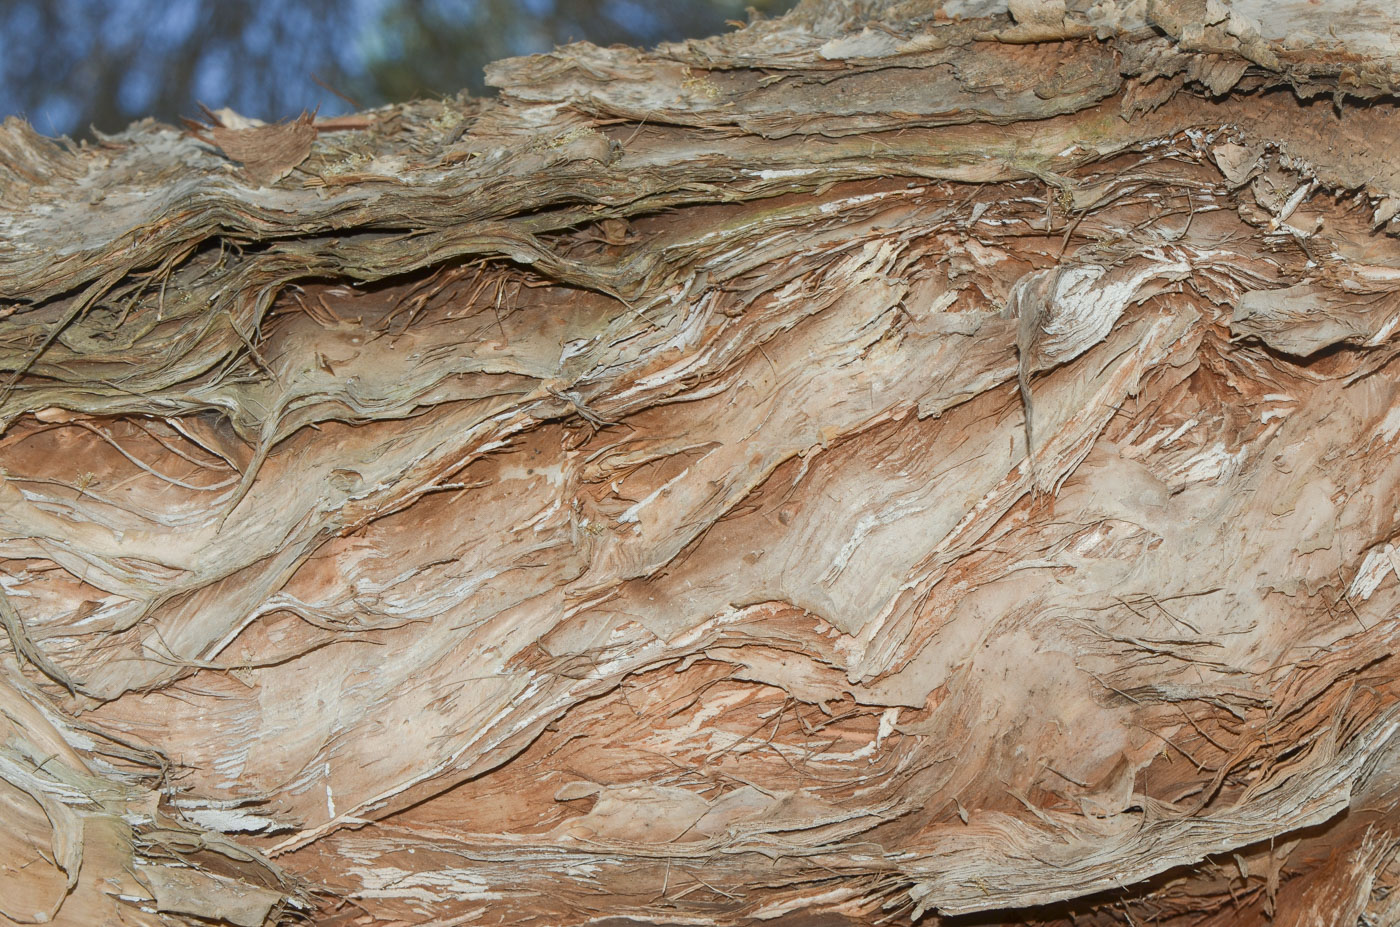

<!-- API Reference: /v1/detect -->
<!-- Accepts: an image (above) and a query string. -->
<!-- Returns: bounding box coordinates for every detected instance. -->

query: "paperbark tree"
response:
[3,1,1400,924]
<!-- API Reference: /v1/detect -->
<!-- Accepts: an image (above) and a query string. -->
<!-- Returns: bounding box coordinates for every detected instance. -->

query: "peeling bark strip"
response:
[3,0,1400,924]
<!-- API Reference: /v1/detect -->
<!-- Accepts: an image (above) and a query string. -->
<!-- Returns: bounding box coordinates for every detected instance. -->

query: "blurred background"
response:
[0,0,798,139]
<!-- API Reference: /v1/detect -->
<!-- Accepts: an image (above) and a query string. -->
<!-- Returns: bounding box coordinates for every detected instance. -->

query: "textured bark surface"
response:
[3,1,1400,924]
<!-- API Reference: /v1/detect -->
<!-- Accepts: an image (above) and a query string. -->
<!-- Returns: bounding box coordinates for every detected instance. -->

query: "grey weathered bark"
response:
[3,1,1400,924]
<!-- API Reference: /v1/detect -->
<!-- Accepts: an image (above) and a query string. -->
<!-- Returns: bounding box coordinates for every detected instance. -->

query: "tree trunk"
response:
[3,1,1400,924]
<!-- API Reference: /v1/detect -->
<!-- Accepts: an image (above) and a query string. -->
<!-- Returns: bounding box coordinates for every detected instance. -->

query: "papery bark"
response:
[3,1,1400,924]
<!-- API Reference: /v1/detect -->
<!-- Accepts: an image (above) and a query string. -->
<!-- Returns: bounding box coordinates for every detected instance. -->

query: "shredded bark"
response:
[3,1,1400,924]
